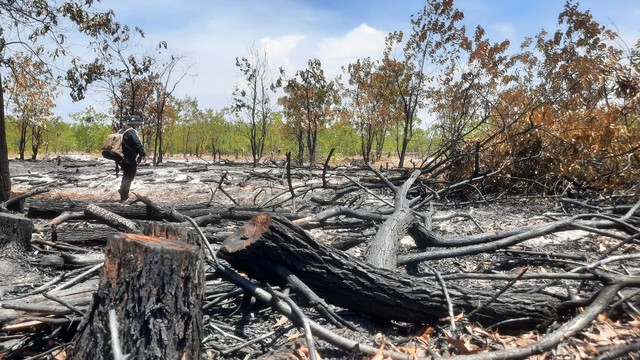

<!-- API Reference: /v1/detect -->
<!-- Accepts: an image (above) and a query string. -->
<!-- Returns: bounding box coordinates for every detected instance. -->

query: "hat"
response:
[128,115,142,126]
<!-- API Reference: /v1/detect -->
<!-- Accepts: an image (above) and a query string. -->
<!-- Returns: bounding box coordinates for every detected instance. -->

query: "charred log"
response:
[218,214,562,328]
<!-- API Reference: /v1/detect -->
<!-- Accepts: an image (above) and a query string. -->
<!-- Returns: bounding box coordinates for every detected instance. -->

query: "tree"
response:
[4,53,59,160]
[280,59,338,167]
[0,0,123,200]
[173,96,203,157]
[428,25,514,180]
[69,107,111,153]
[383,0,466,168]
[87,26,158,128]
[148,54,190,165]
[233,44,283,167]
[344,57,397,163]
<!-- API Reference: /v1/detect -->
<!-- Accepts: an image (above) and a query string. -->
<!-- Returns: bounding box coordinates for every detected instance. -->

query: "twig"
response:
[620,197,640,221]
[183,215,220,267]
[286,152,295,198]
[366,163,398,192]
[215,264,413,360]
[50,263,103,293]
[283,296,317,360]
[448,284,622,360]
[342,173,394,208]
[570,253,640,273]
[43,292,84,316]
[322,148,335,188]
[213,171,237,205]
[273,264,354,330]
[22,342,69,360]
[206,323,246,343]
[0,186,50,212]
[595,340,640,360]
[218,330,277,355]
[467,267,528,320]
[426,265,456,334]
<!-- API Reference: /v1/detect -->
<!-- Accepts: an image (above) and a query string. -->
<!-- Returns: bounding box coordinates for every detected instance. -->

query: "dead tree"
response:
[219,214,561,328]
[68,229,204,359]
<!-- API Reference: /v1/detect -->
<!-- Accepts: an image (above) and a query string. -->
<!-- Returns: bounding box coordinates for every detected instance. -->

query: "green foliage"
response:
[69,107,111,153]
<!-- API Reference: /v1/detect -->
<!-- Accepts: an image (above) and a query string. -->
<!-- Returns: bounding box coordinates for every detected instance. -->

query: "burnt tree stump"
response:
[0,212,32,252]
[68,230,204,360]
[219,214,562,328]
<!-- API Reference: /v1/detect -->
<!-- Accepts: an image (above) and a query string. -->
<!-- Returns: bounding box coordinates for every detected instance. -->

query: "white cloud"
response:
[260,34,307,70]
[316,23,388,77]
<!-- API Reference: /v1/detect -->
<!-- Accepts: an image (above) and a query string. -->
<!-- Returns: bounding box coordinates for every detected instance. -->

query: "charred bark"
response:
[0,212,32,252]
[218,214,561,328]
[365,170,421,269]
[26,198,303,221]
[68,230,204,360]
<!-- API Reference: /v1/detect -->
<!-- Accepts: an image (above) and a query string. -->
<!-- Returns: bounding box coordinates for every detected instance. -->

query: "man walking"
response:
[118,115,146,202]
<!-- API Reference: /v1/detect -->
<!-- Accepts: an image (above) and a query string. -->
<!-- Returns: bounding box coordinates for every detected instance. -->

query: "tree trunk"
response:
[68,230,204,360]
[0,72,9,202]
[219,214,561,329]
[365,170,420,270]
[0,212,32,252]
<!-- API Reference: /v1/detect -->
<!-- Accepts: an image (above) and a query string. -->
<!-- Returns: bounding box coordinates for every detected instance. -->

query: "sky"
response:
[54,0,640,121]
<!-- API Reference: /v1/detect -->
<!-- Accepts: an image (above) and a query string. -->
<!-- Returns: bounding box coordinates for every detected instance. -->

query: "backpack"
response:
[101,128,133,162]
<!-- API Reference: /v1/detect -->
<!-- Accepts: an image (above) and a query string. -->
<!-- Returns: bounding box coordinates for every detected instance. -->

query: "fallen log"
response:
[26,198,304,221]
[67,230,204,360]
[218,214,562,328]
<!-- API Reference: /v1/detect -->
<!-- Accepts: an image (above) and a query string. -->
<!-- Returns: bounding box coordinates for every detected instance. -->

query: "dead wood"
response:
[444,284,622,360]
[38,253,104,268]
[218,214,561,328]
[399,214,639,265]
[214,264,416,360]
[26,198,304,221]
[0,212,33,252]
[0,186,49,212]
[84,203,141,233]
[51,225,119,245]
[365,169,421,270]
[68,231,204,360]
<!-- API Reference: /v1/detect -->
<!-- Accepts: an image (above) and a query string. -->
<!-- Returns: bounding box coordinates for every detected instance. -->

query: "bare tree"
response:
[233,44,283,167]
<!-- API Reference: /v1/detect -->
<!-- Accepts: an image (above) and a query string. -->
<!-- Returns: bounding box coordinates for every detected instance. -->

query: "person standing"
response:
[118,115,146,201]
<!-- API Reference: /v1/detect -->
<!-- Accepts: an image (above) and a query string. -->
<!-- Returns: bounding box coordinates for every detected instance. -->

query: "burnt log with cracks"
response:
[218,213,562,328]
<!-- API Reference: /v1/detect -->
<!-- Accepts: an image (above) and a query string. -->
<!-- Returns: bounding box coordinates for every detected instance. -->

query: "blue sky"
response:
[56,0,640,120]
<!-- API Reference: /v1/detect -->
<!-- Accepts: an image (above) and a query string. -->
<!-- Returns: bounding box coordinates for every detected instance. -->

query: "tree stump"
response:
[219,214,561,328]
[0,212,32,252]
[68,229,204,360]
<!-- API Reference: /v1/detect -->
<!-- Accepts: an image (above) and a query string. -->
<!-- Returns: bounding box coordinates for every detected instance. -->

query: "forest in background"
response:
[2,0,639,197]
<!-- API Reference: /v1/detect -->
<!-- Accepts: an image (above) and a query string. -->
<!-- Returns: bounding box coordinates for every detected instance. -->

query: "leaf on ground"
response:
[273,315,290,328]
[297,347,322,360]
[370,341,391,360]
[52,349,66,360]
[444,336,483,355]
[417,326,433,344]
